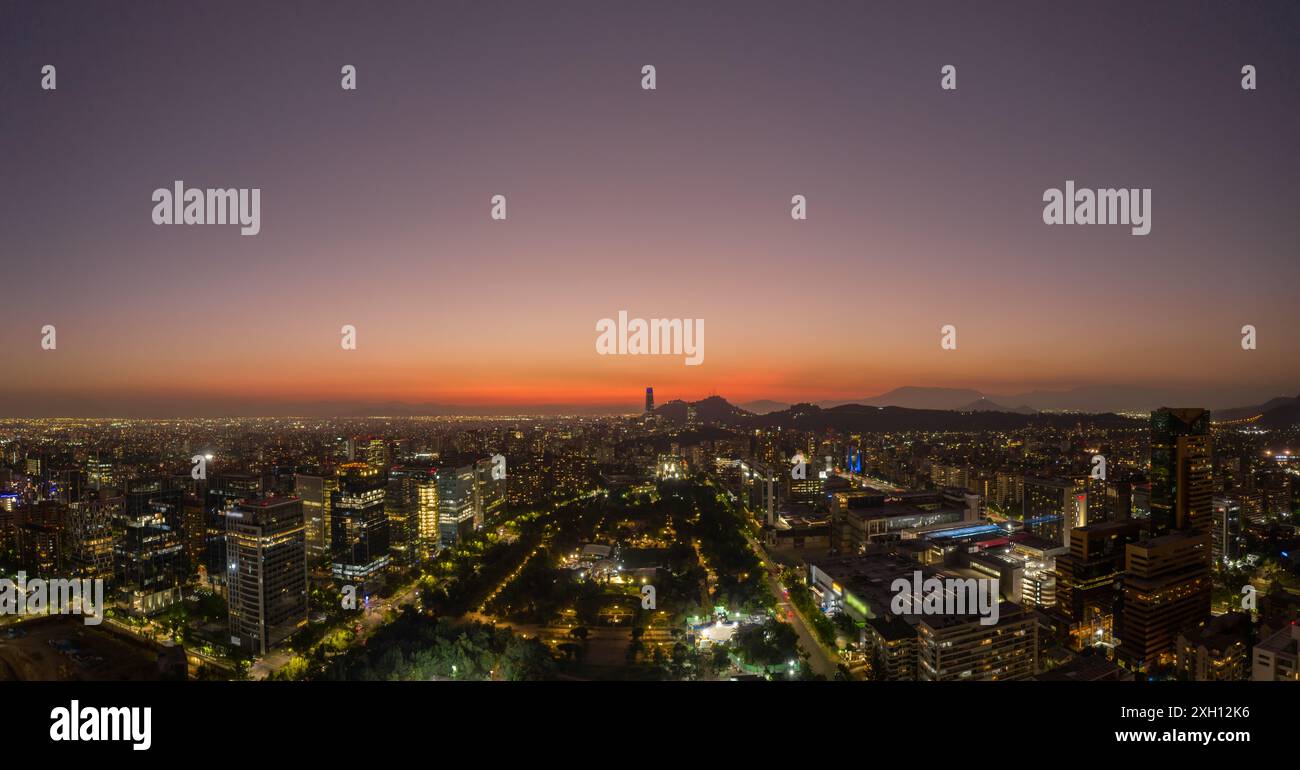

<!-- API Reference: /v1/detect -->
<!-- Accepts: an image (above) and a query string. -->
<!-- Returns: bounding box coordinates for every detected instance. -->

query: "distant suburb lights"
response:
[33,62,1264,357]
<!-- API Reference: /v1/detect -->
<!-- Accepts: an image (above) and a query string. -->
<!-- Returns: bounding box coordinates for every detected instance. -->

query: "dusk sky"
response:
[3,1,1299,416]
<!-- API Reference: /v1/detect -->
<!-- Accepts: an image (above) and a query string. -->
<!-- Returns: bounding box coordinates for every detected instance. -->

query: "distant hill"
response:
[835,385,1150,413]
[839,384,1201,414]
[653,396,1136,432]
[1213,395,1300,423]
[855,387,986,411]
[751,403,1134,432]
[1256,399,1300,429]
[654,395,753,423]
[738,399,791,415]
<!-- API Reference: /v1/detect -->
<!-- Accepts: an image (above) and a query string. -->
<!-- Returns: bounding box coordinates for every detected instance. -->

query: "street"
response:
[744,531,840,678]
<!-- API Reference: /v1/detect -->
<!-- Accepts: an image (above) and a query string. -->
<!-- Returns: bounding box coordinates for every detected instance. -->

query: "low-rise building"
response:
[1252,623,1300,681]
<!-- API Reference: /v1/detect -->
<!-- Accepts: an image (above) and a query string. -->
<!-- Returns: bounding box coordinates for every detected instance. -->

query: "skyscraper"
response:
[62,496,118,581]
[115,501,184,616]
[330,463,390,581]
[386,464,439,566]
[1211,495,1245,565]
[126,478,186,572]
[361,437,390,473]
[1117,529,1213,670]
[126,478,181,530]
[204,472,264,588]
[295,472,337,563]
[473,455,506,527]
[227,497,308,656]
[1117,408,1214,670]
[1148,408,1213,536]
[1023,476,1086,546]
[436,463,476,546]
[645,387,654,413]
[1052,519,1143,650]
[16,522,60,575]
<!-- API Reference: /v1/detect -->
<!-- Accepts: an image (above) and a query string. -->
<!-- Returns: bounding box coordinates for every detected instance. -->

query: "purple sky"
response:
[2,0,1299,416]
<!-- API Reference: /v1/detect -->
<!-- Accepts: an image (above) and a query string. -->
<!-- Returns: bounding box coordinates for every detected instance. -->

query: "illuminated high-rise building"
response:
[787,468,825,507]
[1148,408,1212,536]
[86,458,115,490]
[1023,476,1086,546]
[204,472,264,588]
[1052,519,1143,650]
[52,467,86,506]
[227,496,308,656]
[387,464,439,566]
[330,463,390,581]
[127,478,181,529]
[1211,495,1244,565]
[181,493,205,570]
[295,473,337,563]
[62,496,118,581]
[115,501,184,616]
[362,438,390,473]
[738,460,778,526]
[473,455,506,528]
[1117,529,1213,670]
[437,463,476,546]
[125,478,188,576]
[645,387,654,413]
[1115,408,1214,671]
[16,522,60,575]
[916,603,1039,681]
[415,472,439,560]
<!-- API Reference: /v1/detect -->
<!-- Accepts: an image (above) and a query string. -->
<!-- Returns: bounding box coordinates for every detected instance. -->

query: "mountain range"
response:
[739,386,1300,416]
[657,395,1130,432]
[677,392,1300,432]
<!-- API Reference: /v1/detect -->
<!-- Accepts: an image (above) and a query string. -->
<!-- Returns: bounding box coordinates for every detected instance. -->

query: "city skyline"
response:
[4,0,1300,417]
[4,404,1297,686]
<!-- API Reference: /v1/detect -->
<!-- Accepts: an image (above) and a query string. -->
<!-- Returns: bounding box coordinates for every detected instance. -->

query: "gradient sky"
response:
[3,0,1299,416]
